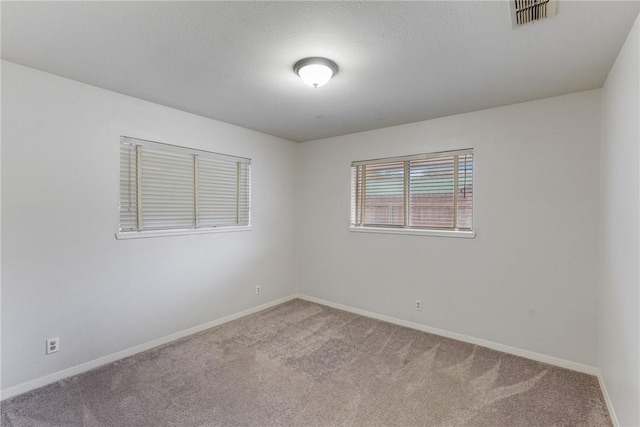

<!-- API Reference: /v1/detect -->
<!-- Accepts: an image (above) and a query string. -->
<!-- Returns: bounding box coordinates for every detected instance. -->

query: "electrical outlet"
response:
[415,300,422,311]
[46,337,59,355]
[256,285,261,296]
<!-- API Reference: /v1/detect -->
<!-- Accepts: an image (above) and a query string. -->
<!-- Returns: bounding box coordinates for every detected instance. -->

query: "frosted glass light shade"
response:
[294,57,338,88]
[298,64,333,88]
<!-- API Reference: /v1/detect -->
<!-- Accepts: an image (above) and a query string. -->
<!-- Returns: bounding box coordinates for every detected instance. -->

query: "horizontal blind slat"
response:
[362,161,404,226]
[140,145,195,230]
[409,157,456,228]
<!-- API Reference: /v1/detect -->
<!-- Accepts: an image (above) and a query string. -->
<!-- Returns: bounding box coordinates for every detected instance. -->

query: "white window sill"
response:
[116,226,252,240]
[349,226,475,239]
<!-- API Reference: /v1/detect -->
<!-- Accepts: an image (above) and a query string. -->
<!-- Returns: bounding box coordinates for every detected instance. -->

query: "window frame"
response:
[350,149,475,239]
[116,136,252,240]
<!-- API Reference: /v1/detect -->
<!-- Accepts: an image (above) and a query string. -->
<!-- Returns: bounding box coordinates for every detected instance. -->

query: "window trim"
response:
[349,225,475,238]
[116,225,252,240]
[350,148,474,237]
[117,136,251,239]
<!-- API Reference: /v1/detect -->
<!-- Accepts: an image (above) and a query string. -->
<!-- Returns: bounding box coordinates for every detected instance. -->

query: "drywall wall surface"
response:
[297,90,601,366]
[1,61,297,389]
[0,59,3,396]
[599,14,640,427]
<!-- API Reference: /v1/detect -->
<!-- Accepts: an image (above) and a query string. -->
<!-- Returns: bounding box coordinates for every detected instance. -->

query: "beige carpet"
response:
[1,299,611,426]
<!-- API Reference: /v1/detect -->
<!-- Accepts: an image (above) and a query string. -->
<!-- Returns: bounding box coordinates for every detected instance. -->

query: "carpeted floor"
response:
[1,299,611,426]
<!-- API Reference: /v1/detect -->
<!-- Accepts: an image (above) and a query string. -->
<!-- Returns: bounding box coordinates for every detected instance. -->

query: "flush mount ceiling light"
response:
[294,57,338,88]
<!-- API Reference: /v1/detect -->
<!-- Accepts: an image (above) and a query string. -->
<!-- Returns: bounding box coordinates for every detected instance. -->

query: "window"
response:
[118,136,250,238]
[351,149,473,237]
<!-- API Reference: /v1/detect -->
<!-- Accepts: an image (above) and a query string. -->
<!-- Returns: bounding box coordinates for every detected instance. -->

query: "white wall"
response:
[1,61,297,390]
[599,14,640,427]
[0,55,3,398]
[297,90,602,366]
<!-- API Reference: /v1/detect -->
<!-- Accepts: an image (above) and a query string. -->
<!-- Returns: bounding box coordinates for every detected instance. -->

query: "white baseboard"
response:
[297,294,599,376]
[0,295,297,401]
[302,293,617,423]
[596,372,620,427]
[3,293,615,424]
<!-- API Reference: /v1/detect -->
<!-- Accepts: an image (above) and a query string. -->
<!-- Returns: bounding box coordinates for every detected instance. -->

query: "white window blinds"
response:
[362,161,405,227]
[351,149,473,231]
[141,147,195,230]
[119,136,251,234]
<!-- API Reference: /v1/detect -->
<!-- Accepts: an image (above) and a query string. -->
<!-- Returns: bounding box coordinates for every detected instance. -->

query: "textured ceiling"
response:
[2,1,639,142]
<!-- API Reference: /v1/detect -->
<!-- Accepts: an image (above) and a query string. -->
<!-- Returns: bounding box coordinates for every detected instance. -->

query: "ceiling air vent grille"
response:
[511,0,557,28]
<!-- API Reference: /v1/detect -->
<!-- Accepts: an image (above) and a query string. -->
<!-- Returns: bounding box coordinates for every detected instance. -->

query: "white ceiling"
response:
[2,1,638,142]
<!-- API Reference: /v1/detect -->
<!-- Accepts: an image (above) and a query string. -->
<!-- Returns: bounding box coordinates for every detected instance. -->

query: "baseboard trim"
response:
[3,293,611,421]
[596,372,620,427]
[297,294,599,376]
[0,295,297,401]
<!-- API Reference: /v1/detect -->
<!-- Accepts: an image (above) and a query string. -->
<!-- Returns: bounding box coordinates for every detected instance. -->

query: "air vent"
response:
[510,0,557,28]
